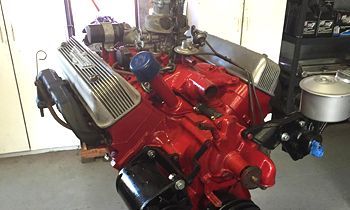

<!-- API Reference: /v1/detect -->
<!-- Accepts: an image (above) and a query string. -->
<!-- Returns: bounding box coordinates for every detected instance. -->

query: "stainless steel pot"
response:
[299,73,350,122]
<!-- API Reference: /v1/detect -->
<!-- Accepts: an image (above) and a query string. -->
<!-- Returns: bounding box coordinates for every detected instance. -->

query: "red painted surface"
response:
[107,54,275,209]
[150,74,180,109]
[102,47,116,67]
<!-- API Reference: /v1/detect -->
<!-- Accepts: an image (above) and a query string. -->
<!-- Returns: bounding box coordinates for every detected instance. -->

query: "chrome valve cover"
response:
[198,34,280,96]
[58,37,141,128]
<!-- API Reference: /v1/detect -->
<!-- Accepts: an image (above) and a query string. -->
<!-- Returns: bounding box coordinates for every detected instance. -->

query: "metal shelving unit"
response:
[275,0,350,114]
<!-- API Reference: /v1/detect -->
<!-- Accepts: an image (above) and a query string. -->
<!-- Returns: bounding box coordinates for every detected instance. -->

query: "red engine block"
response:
[107,53,276,209]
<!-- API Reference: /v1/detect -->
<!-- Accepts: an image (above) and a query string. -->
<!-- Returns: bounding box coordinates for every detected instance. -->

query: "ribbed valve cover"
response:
[58,37,141,128]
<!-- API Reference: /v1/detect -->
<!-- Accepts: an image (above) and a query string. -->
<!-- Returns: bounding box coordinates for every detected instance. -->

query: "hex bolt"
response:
[60,42,68,48]
[147,150,156,158]
[104,153,111,161]
[281,133,290,142]
[89,74,100,83]
[175,179,186,190]
[110,159,116,167]
[168,173,176,181]
[251,176,259,183]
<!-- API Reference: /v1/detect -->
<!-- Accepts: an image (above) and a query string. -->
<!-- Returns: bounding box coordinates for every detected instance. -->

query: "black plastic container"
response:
[303,11,319,37]
[316,3,336,37]
[333,13,350,36]
[284,0,319,37]
[284,0,338,38]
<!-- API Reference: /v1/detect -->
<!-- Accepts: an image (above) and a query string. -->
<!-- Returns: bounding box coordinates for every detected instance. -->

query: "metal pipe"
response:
[64,0,75,37]
[135,0,140,29]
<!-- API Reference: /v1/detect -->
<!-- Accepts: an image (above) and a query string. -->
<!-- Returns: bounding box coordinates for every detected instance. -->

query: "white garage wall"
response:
[187,0,287,63]
[187,0,244,44]
[0,0,81,152]
[241,0,287,63]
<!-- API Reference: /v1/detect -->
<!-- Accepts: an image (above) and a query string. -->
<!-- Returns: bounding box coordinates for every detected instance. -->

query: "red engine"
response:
[105,51,275,209]
[35,33,325,210]
[35,1,326,209]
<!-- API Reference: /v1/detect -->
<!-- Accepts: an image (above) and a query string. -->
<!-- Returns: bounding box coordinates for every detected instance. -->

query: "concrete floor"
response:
[0,123,349,210]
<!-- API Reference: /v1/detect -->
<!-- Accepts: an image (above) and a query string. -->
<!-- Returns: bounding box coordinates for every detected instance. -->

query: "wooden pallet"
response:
[80,143,108,163]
